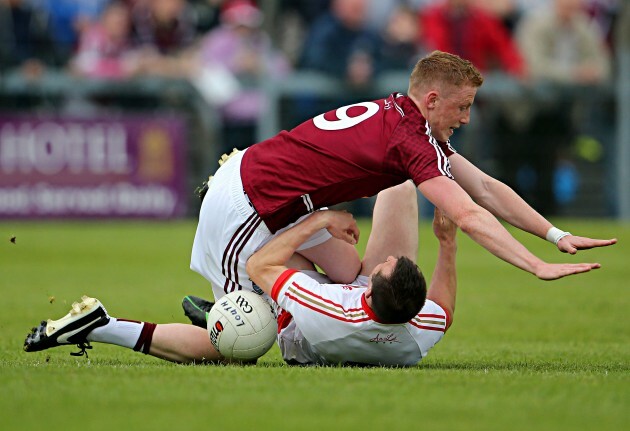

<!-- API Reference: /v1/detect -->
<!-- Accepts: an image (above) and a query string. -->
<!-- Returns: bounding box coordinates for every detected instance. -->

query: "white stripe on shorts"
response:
[221,211,263,293]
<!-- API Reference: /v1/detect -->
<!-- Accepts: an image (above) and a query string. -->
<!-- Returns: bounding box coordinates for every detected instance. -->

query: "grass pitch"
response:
[1,218,628,431]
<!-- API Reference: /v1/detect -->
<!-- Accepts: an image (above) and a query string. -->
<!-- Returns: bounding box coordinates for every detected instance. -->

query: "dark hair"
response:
[370,256,426,324]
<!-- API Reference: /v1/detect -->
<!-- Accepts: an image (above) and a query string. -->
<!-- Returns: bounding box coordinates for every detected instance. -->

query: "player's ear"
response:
[426,91,438,109]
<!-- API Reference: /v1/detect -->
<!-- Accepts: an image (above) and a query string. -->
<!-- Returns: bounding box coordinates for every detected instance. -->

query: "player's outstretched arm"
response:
[426,208,458,329]
[418,176,601,281]
[448,154,617,254]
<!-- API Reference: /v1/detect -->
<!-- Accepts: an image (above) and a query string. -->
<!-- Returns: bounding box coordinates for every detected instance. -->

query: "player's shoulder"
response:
[419,299,447,316]
[385,94,426,128]
[382,93,411,116]
[375,93,422,138]
[407,299,449,333]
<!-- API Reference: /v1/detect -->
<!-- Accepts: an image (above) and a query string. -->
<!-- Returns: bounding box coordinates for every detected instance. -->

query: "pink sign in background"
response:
[0,116,187,218]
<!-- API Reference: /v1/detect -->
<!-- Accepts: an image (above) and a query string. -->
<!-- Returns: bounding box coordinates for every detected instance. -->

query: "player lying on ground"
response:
[246,181,458,366]
[190,50,615,320]
[23,182,453,366]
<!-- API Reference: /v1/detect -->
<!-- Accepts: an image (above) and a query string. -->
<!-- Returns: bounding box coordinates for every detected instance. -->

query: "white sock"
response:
[87,317,144,349]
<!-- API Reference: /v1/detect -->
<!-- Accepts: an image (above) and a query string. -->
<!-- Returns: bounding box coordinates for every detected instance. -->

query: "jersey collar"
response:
[361,293,385,323]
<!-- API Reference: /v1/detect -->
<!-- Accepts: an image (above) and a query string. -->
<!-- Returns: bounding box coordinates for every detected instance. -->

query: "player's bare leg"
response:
[149,324,222,363]
[24,296,222,364]
[361,181,419,275]
[298,236,361,284]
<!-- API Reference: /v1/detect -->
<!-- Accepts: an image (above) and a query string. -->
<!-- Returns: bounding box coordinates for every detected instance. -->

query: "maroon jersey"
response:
[241,93,456,233]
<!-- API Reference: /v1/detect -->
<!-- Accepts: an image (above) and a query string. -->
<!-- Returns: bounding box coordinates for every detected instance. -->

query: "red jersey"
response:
[419,4,524,77]
[241,93,456,233]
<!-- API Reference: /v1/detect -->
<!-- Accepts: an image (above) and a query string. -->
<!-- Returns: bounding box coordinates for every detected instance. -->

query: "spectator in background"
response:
[70,1,137,80]
[365,0,444,33]
[516,0,611,84]
[131,0,196,55]
[299,0,383,88]
[365,0,413,32]
[275,0,330,65]
[33,0,110,65]
[469,0,522,31]
[493,0,612,216]
[194,0,291,154]
[129,0,198,77]
[379,4,426,72]
[419,0,525,78]
[0,0,55,77]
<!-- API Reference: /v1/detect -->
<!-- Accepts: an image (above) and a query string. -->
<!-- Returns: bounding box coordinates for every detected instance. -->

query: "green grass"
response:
[1,218,628,431]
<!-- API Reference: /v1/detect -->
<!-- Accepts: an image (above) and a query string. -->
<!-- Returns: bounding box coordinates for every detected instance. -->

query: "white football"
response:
[207,290,277,361]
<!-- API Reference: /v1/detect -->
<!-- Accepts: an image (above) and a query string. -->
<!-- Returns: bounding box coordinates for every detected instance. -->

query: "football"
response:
[206,290,277,361]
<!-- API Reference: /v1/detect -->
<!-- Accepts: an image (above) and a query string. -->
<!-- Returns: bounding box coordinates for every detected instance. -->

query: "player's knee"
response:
[399,179,417,195]
[324,258,361,284]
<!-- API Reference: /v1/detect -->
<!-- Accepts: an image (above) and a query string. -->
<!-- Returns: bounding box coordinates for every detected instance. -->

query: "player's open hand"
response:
[323,210,360,245]
[432,207,457,242]
[556,235,617,255]
[535,262,601,280]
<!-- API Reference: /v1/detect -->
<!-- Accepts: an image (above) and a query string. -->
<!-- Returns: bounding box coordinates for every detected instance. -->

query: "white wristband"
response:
[546,227,571,245]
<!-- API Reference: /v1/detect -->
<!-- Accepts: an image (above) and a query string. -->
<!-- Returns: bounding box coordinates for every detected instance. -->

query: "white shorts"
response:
[190,149,332,302]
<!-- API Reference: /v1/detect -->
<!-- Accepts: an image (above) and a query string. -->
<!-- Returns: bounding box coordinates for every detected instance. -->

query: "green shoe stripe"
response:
[184,296,206,313]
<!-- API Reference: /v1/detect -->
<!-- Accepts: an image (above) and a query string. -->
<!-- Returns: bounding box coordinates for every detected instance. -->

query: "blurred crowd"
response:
[0,0,623,213]
[0,0,620,83]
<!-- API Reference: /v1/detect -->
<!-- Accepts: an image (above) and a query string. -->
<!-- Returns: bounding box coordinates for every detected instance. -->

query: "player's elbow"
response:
[426,293,455,331]
[474,175,497,202]
[451,205,485,236]
[246,255,262,283]
[476,177,517,215]
[445,308,454,331]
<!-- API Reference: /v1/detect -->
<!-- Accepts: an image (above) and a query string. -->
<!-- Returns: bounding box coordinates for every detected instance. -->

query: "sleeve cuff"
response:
[271,269,299,302]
